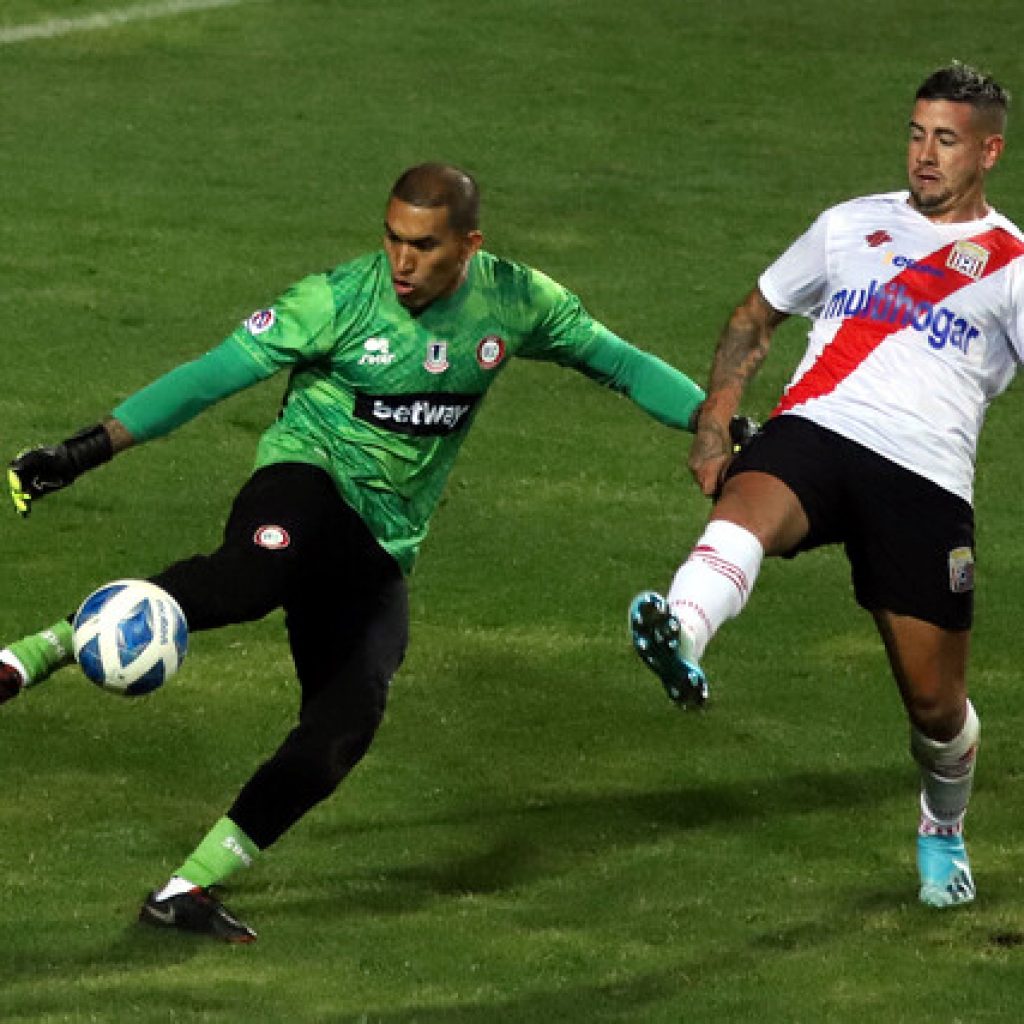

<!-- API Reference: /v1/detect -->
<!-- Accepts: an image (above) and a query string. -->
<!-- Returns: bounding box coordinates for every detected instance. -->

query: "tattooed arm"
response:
[689,287,788,496]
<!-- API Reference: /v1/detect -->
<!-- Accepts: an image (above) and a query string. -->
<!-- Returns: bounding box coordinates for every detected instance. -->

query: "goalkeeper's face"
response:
[384,198,483,311]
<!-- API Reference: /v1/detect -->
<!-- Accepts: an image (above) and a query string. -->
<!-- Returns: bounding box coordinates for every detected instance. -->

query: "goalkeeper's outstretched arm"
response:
[8,417,135,517]
[8,334,269,518]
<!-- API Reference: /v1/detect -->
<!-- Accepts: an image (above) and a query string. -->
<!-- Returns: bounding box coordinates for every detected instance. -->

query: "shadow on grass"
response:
[0,921,200,988]
[286,764,900,915]
[356,969,688,1024]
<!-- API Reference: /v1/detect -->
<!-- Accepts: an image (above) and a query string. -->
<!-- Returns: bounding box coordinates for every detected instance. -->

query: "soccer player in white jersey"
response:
[630,61,1024,908]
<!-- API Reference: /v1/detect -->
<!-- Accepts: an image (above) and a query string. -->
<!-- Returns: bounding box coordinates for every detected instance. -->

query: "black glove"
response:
[9,423,113,517]
[728,415,760,454]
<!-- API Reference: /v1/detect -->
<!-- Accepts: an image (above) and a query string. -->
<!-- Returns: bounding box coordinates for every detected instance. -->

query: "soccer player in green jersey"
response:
[2,163,707,943]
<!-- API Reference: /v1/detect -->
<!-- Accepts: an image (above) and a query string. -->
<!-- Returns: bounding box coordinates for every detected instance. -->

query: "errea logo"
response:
[359,337,396,365]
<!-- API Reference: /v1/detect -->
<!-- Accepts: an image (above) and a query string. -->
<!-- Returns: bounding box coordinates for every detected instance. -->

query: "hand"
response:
[688,415,761,498]
[8,445,78,517]
[688,419,733,497]
[8,423,114,518]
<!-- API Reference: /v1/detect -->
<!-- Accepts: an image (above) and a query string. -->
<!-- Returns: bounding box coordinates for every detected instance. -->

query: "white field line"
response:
[0,0,248,45]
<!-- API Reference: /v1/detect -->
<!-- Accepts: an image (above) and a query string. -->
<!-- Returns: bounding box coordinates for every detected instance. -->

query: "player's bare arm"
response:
[102,416,136,454]
[690,288,786,496]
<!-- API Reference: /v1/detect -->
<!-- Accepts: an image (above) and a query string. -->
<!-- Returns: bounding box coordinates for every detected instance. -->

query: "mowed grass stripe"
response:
[0,0,249,44]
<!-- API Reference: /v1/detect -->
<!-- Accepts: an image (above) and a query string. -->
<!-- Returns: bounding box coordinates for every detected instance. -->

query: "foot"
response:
[4,622,74,691]
[917,832,976,908]
[139,887,257,943]
[0,657,24,705]
[628,590,708,708]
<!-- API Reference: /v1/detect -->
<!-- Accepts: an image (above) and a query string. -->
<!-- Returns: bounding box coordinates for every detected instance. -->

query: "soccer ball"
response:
[72,579,188,696]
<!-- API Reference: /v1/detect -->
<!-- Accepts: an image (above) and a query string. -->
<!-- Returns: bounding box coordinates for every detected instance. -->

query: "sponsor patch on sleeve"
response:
[245,309,277,336]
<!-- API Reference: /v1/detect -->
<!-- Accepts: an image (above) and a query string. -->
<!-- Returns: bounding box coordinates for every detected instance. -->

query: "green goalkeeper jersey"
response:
[114,250,703,573]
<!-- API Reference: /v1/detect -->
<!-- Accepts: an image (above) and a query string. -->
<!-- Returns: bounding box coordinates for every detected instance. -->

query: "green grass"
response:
[3,0,1024,1021]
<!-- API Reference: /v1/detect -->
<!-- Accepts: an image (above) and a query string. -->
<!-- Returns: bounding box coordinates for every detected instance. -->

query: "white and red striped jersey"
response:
[759,191,1024,503]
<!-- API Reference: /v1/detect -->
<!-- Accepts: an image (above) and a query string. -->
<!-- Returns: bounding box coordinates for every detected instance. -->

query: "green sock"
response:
[8,620,74,687]
[176,817,261,889]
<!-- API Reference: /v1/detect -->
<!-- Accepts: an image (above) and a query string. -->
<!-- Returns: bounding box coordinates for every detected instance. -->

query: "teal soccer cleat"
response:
[628,591,708,708]
[917,832,976,908]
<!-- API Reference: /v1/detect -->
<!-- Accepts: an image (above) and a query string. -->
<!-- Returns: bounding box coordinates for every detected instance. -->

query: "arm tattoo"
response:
[708,309,771,398]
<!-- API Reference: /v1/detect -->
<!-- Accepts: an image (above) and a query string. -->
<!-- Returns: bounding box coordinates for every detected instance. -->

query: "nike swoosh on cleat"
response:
[145,902,177,925]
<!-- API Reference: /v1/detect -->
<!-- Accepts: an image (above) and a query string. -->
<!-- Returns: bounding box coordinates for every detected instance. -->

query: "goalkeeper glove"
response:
[9,423,113,517]
[728,415,760,453]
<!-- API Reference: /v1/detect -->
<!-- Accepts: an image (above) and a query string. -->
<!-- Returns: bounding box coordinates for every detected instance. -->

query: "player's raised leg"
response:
[630,518,765,708]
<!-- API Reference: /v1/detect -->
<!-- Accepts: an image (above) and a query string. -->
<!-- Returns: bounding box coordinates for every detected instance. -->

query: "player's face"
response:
[907,99,1004,223]
[383,198,483,311]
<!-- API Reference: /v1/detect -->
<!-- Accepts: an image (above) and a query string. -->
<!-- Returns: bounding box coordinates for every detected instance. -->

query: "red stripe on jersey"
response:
[772,227,1024,417]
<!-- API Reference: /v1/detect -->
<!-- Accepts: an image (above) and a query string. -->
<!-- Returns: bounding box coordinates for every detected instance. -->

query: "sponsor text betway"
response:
[824,279,979,354]
[354,391,481,436]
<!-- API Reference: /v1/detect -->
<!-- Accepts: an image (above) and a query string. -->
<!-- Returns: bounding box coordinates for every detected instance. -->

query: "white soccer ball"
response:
[72,579,188,696]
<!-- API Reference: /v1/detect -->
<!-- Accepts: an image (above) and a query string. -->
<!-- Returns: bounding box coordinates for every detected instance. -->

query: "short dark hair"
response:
[389,163,480,233]
[916,62,1009,131]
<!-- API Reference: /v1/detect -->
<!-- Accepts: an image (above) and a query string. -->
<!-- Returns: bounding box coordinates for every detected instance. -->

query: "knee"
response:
[299,705,385,796]
[911,699,979,773]
[905,689,967,743]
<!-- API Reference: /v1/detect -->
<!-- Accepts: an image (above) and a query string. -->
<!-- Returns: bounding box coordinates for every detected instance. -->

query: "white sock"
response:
[0,649,28,684]
[912,700,979,832]
[154,875,198,901]
[667,520,764,658]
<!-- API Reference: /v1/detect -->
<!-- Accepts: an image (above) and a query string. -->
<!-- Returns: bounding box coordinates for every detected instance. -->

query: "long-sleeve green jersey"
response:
[114,250,704,573]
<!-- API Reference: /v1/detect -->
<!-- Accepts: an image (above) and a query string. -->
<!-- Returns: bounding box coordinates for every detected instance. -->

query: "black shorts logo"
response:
[254,525,290,550]
[354,391,481,436]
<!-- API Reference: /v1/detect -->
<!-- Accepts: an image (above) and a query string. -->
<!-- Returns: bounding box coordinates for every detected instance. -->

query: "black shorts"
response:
[725,416,975,630]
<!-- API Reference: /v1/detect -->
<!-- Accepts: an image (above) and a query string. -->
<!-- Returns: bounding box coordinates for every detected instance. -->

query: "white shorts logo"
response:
[254,525,290,550]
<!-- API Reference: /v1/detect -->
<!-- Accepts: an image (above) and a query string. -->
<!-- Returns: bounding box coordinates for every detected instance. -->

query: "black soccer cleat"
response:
[0,660,24,705]
[139,887,257,944]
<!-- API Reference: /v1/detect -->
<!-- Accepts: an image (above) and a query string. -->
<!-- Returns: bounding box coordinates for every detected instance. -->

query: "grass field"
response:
[3,1,1024,1021]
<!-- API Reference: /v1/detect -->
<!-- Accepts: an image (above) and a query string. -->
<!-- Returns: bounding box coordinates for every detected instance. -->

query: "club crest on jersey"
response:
[947,241,989,281]
[476,335,506,370]
[245,309,276,336]
[424,341,449,374]
[254,525,290,550]
[948,546,975,594]
[359,337,396,366]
